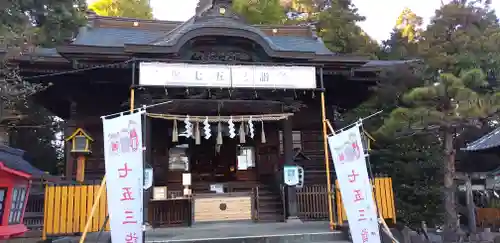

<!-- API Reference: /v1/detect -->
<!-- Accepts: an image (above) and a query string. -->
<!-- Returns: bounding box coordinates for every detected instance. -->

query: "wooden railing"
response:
[24,192,45,230]
[43,183,110,239]
[148,190,192,228]
[296,185,331,221]
[149,199,192,228]
[296,177,396,225]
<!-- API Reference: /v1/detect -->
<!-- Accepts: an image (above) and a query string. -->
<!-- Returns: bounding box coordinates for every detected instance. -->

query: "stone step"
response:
[146,231,346,243]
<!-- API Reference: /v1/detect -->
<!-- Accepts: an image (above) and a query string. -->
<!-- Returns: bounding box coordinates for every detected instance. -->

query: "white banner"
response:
[139,62,317,89]
[327,124,380,243]
[103,111,144,243]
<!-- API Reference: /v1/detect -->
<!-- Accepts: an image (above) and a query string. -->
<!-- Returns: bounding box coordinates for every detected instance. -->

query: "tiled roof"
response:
[462,126,500,151]
[32,48,60,57]
[264,36,333,55]
[70,25,334,55]
[0,145,47,178]
[73,28,168,47]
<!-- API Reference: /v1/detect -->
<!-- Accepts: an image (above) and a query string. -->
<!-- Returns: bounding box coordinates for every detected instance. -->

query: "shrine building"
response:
[10,0,401,231]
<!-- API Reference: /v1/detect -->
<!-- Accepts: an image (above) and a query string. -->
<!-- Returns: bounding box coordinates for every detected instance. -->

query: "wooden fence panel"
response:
[334,177,396,225]
[24,192,45,230]
[43,184,110,238]
[296,185,330,221]
[297,177,396,226]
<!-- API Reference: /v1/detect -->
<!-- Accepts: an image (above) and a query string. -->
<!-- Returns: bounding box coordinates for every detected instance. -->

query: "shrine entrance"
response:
[190,138,245,184]
[148,111,289,195]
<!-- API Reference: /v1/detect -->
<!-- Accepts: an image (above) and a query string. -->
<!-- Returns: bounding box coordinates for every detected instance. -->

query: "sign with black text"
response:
[139,62,317,89]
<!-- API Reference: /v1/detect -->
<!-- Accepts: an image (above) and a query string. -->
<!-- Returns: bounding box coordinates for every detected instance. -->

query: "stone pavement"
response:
[51,221,348,243]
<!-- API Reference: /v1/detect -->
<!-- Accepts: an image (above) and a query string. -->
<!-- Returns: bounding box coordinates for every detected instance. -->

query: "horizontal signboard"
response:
[139,62,317,89]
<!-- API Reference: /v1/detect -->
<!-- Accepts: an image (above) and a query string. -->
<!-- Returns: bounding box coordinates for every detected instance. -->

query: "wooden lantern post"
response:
[65,128,93,182]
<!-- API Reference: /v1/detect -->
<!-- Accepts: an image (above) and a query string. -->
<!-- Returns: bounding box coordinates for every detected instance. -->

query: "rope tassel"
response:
[172,120,178,142]
[261,121,266,144]
[239,123,246,144]
[217,122,223,145]
[195,122,201,145]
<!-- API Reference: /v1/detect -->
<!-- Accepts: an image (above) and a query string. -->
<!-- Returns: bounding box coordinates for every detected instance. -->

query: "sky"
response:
[88,0,500,42]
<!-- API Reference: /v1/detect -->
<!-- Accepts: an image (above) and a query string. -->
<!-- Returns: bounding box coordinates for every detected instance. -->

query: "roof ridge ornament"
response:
[195,0,244,23]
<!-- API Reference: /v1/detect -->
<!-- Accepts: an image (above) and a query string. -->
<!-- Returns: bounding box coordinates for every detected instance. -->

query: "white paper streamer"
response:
[248,116,255,138]
[203,116,211,139]
[180,115,193,138]
[228,116,236,138]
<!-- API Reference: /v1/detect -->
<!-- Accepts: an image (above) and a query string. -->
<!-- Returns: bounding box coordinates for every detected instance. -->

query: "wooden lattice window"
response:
[279,131,302,154]
[8,187,26,225]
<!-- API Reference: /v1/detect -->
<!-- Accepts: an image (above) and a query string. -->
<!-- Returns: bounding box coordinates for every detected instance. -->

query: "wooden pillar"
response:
[283,117,299,220]
[75,155,86,182]
[65,101,77,180]
[136,88,152,225]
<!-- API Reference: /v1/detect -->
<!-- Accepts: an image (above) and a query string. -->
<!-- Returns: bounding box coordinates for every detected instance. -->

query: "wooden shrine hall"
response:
[8,0,402,232]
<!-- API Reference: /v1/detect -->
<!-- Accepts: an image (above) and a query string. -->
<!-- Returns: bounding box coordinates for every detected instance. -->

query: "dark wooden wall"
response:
[65,110,331,188]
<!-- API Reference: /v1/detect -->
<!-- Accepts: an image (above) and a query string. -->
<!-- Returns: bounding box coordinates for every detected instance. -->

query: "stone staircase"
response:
[254,184,285,222]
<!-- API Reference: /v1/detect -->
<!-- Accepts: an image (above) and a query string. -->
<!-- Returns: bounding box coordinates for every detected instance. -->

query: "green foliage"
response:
[395,8,423,42]
[343,65,444,226]
[372,2,500,235]
[418,0,500,75]
[2,0,87,47]
[317,6,378,56]
[10,101,63,174]
[371,135,443,227]
[89,0,153,19]
[233,0,286,24]
[285,0,380,56]
[377,69,499,136]
[1,0,83,173]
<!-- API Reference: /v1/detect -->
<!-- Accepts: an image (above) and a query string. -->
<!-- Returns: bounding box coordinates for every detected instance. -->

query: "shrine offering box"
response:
[193,193,252,223]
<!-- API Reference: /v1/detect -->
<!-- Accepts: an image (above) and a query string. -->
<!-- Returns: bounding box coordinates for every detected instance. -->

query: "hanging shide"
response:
[155,112,285,146]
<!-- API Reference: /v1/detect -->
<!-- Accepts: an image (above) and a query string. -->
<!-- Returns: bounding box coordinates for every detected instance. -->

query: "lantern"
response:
[65,128,93,182]
[66,128,93,154]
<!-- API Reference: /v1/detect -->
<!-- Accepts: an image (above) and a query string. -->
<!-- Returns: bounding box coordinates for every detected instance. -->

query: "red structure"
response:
[0,146,48,239]
[0,162,31,239]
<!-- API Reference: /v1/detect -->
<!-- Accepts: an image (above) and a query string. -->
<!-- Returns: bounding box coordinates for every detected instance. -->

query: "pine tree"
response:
[375,2,500,239]
[418,0,500,75]
[378,69,500,241]
[316,0,379,55]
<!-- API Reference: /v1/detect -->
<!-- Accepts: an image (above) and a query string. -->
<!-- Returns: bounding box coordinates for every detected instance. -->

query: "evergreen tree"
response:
[89,0,154,19]
[2,0,87,47]
[380,8,422,60]
[378,68,500,241]
[343,62,444,227]
[284,0,380,57]
[10,101,63,174]
[395,8,423,43]
[233,0,286,24]
[372,2,500,238]
[1,0,85,172]
[418,0,500,75]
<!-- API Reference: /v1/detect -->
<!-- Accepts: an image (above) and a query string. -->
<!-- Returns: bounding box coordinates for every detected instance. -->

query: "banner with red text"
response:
[103,111,144,243]
[327,124,380,243]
